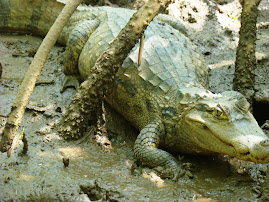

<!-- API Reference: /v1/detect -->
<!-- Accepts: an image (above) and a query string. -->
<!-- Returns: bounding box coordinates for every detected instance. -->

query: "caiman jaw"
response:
[204,128,268,163]
[186,117,269,163]
[230,135,269,163]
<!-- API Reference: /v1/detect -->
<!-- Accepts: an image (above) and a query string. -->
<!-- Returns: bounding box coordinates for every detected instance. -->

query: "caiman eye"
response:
[212,107,223,118]
[196,104,228,119]
[211,104,228,119]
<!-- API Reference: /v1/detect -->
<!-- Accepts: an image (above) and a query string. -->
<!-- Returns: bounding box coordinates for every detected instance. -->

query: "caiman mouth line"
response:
[208,129,268,163]
[190,120,267,163]
[190,120,235,153]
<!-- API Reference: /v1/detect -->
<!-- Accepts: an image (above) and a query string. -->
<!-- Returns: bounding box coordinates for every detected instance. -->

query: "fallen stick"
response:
[0,0,83,157]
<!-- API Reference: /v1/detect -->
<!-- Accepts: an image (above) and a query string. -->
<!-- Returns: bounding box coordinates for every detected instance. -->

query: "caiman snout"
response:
[260,139,269,147]
[228,115,269,163]
[246,137,269,163]
[232,135,269,163]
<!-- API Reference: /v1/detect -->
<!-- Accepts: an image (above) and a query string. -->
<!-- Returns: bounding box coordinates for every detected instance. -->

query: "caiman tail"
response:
[0,0,64,35]
[0,0,91,45]
[0,0,99,74]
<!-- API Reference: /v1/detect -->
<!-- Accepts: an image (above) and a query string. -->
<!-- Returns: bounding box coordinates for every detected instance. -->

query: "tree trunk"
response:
[0,0,83,156]
[58,0,172,140]
[233,0,261,109]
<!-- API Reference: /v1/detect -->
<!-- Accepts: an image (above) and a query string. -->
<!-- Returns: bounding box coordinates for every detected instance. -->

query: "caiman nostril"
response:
[260,139,269,146]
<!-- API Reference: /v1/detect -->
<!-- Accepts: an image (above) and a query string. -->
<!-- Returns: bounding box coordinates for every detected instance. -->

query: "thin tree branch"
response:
[58,0,172,140]
[0,0,83,156]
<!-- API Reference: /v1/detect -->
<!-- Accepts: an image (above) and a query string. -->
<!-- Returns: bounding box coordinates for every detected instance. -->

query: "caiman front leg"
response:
[60,75,80,93]
[134,120,180,180]
[61,19,100,93]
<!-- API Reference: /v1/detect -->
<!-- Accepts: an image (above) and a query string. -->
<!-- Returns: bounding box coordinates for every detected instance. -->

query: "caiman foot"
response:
[60,75,80,93]
[134,120,193,180]
[154,162,193,181]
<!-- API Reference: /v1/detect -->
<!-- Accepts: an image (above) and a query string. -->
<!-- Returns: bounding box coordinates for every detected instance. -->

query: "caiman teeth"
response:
[234,151,269,163]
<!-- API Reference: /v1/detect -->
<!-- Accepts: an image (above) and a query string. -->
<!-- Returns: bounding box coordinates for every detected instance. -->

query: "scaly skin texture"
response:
[0,0,268,179]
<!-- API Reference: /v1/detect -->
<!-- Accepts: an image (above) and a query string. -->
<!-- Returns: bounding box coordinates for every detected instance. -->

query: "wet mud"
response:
[0,0,269,201]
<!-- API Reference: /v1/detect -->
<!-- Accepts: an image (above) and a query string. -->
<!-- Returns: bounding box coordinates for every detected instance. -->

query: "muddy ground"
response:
[0,0,269,201]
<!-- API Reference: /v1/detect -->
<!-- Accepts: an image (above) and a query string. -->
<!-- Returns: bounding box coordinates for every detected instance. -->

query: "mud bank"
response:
[0,0,268,201]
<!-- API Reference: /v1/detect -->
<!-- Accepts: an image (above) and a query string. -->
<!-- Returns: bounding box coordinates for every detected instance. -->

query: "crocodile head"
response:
[183,90,269,163]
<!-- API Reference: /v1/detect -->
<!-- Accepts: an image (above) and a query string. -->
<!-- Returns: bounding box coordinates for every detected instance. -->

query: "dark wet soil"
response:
[0,0,269,201]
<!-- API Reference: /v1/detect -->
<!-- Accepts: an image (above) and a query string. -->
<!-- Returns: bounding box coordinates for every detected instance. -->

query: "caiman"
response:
[0,0,268,179]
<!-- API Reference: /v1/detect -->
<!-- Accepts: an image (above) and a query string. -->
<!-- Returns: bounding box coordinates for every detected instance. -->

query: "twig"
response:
[138,33,145,66]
